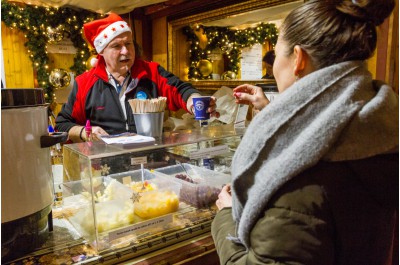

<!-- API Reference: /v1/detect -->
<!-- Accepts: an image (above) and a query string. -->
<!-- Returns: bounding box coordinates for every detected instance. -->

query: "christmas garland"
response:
[1,1,101,102]
[183,23,278,80]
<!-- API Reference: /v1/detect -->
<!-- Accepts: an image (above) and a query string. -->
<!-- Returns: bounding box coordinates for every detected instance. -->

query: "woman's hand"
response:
[233,84,269,111]
[216,184,232,210]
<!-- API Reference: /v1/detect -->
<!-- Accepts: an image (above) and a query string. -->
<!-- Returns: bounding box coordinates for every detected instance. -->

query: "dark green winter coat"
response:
[212,153,398,264]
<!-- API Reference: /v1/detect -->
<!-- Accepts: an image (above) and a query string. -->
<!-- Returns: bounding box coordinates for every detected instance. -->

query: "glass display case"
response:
[61,124,243,257]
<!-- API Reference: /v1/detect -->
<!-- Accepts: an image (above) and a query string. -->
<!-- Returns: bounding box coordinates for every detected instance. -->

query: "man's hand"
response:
[90,126,109,141]
[187,93,220,118]
[68,125,109,142]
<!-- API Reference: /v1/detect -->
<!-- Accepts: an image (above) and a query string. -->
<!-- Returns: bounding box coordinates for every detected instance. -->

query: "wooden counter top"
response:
[4,207,220,265]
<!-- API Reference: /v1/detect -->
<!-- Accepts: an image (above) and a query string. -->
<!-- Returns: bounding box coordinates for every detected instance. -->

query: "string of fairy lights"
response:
[1,1,101,102]
[182,23,278,80]
[2,1,279,99]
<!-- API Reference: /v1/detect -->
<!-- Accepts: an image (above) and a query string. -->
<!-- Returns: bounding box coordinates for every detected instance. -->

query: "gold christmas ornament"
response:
[86,54,98,70]
[49,68,71,88]
[197,59,213,77]
[221,71,237,80]
[46,25,65,44]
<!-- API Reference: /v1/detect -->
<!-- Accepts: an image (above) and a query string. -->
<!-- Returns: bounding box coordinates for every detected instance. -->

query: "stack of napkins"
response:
[100,133,155,148]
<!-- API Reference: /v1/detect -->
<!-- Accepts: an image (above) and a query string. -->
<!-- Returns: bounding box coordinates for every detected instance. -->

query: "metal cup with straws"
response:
[128,97,167,140]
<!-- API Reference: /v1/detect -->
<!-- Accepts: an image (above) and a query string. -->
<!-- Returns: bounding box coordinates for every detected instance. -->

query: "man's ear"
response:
[293,45,306,77]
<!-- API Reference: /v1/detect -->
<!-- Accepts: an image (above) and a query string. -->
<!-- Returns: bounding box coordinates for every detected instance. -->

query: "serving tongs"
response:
[176,161,194,182]
[141,163,146,190]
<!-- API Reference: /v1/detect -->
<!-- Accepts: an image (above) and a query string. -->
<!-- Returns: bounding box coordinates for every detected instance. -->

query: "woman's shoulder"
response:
[267,153,398,218]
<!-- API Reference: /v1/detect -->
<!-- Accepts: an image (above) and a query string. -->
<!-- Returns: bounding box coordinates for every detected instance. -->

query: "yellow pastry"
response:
[134,190,179,219]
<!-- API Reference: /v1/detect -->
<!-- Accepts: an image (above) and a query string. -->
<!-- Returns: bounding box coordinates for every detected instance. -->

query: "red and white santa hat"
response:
[83,13,131,54]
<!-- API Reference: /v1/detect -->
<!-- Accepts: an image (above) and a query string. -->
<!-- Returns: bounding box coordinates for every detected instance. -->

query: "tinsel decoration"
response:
[183,23,278,80]
[1,1,101,102]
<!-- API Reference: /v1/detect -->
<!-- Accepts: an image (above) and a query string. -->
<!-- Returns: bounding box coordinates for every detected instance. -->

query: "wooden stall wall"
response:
[152,17,168,69]
[2,22,34,88]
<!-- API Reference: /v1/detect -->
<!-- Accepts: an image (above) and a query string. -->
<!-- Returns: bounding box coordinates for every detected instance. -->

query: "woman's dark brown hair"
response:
[280,0,395,69]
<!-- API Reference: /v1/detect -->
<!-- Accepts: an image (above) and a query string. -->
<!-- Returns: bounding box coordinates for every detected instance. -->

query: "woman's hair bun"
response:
[334,0,395,26]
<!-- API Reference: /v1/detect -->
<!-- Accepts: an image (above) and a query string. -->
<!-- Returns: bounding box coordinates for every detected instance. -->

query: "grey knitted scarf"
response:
[230,61,399,249]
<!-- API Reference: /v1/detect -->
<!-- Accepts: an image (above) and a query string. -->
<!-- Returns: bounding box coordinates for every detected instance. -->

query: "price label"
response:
[189,145,229,160]
[108,214,173,242]
[131,156,147,165]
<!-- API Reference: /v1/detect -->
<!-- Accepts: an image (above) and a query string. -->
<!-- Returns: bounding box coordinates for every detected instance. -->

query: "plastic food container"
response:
[108,169,181,219]
[154,164,230,208]
[62,176,134,235]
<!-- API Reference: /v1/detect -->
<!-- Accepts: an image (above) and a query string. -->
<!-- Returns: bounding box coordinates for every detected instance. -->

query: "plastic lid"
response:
[1,88,46,109]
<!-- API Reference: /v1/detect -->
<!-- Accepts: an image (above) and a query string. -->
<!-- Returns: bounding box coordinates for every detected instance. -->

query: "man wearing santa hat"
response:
[55,13,218,142]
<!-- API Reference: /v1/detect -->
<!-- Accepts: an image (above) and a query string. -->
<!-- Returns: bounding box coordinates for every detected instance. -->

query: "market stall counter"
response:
[4,124,243,265]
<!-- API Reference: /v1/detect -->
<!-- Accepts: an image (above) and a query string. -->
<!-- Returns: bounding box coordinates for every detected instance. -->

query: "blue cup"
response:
[192,96,211,120]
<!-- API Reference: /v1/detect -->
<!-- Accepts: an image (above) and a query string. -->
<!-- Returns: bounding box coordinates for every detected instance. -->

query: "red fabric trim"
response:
[131,59,187,112]
[71,56,108,125]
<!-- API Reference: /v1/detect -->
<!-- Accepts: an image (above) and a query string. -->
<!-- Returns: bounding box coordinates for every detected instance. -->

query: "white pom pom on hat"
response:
[83,13,132,54]
[90,56,98,67]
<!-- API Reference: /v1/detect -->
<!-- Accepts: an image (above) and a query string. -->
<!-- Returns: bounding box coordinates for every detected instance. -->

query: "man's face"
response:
[101,32,135,75]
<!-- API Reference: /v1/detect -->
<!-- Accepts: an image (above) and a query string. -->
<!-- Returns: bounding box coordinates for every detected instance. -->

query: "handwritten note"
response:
[240,44,263,80]
[100,133,155,148]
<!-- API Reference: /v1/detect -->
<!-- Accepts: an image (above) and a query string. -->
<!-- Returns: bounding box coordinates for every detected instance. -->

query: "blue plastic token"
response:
[136,91,147,100]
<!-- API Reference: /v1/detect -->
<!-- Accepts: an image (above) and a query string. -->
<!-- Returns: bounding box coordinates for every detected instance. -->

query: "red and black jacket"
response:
[55,57,199,135]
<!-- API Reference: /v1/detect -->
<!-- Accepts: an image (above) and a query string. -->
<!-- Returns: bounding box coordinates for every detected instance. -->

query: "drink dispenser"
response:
[1,88,68,262]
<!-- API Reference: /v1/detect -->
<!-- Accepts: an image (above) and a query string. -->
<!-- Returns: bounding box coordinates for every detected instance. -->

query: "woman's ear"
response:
[293,45,307,77]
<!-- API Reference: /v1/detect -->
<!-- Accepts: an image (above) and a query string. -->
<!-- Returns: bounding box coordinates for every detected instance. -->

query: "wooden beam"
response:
[144,0,190,15]
[142,0,244,20]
